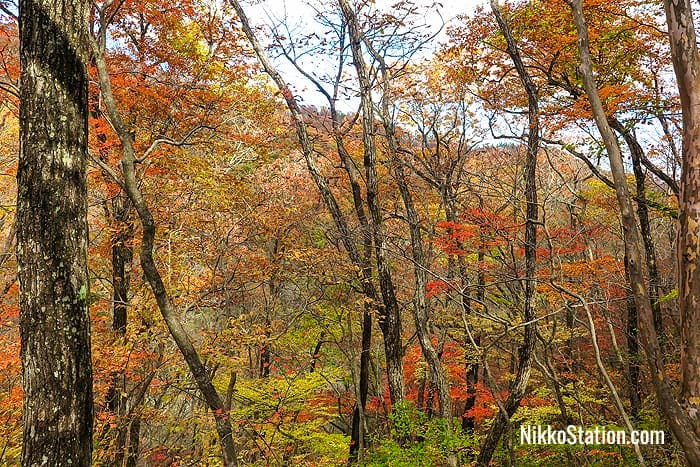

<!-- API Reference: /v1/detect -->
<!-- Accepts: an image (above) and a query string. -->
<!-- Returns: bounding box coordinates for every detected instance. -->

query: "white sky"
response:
[241,0,486,108]
[246,0,485,24]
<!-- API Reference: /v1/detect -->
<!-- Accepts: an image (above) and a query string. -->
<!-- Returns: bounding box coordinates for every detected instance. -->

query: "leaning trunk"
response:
[91,38,238,467]
[609,117,663,340]
[572,0,700,462]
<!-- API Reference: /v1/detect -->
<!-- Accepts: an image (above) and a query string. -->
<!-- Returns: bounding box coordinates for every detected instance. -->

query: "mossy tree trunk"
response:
[17,0,93,464]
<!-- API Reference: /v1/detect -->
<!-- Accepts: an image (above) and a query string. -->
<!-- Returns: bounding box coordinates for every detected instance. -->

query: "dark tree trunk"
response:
[94,91,138,464]
[624,256,643,420]
[349,306,371,463]
[278,23,377,461]
[110,194,133,336]
[335,111,374,466]
[338,0,406,407]
[462,304,480,431]
[478,2,539,464]
[260,324,271,379]
[18,0,93,464]
[607,117,655,421]
[104,192,139,467]
[126,419,140,467]
[327,80,375,466]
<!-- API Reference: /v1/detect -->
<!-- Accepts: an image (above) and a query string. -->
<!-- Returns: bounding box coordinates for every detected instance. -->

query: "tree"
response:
[0,0,695,464]
[569,0,700,463]
[663,0,700,449]
[263,13,379,458]
[88,1,242,464]
[475,2,539,464]
[335,0,407,411]
[17,0,93,464]
[230,3,405,462]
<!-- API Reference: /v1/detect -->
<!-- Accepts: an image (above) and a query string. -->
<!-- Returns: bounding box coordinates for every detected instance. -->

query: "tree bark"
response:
[571,0,700,463]
[349,306,371,463]
[463,201,486,432]
[477,2,539,464]
[110,194,133,336]
[18,0,93,464]
[90,23,238,466]
[337,0,406,407]
[103,192,139,467]
[609,117,664,340]
[663,0,700,440]
[623,256,643,420]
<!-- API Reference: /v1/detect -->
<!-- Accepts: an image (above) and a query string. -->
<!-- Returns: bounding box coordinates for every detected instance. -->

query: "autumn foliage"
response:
[0,0,696,465]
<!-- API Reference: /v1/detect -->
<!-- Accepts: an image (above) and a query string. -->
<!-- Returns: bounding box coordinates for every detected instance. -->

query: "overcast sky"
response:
[246,0,485,23]
[240,0,486,108]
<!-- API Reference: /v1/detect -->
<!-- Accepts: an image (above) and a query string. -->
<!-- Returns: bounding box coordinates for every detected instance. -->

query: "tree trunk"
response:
[104,192,138,466]
[109,194,133,336]
[18,0,93,464]
[349,306,371,463]
[571,0,700,463]
[663,0,700,440]
[337,0,406,406]
[270,23,378,461]
[90,29,238,467]
[360,6,454,430]
[624,256,643,420]
[551,283,646,466]
[393,159,455,425]
[477,3,539,464]
[609,117,664,340]
[334,110,374,466]
[126,418,140,467]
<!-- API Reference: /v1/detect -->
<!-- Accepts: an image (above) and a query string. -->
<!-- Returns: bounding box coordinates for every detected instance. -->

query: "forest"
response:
[3,0,700,465]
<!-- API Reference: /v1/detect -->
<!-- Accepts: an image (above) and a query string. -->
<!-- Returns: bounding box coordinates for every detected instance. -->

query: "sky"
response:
[240,0,486,108]
[246,0,485,25]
